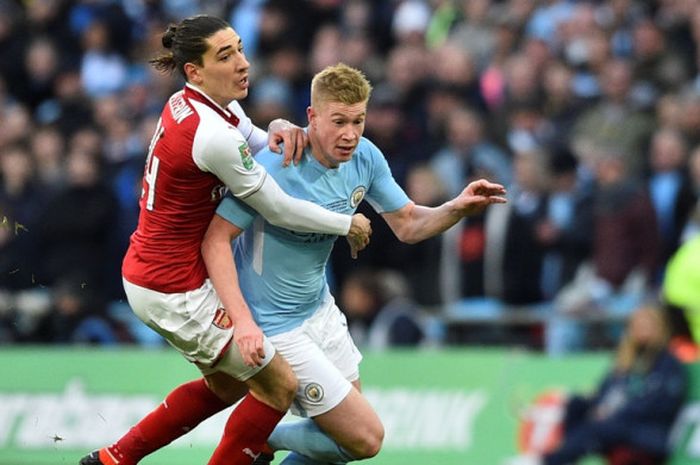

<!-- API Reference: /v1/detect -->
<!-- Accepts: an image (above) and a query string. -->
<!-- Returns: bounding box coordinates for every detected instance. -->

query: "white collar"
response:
[185,82,234,117]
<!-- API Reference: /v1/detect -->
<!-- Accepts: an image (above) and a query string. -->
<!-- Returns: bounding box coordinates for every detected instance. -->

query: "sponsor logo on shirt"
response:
[239,143,253,170]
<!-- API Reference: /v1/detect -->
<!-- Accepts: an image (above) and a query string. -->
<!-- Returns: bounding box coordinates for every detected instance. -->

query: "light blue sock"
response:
[279,451,328,465]
[268,419,354,463]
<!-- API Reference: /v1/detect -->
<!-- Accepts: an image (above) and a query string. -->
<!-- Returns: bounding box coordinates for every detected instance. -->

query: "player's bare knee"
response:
[204,373,247,404]
[268,363,297,408]
[363,424,384,458]
[346,423,384,459]
[247,354,298,411]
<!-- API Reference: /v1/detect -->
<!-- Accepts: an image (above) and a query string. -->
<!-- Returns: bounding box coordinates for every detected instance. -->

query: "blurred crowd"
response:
[1,0,700,351]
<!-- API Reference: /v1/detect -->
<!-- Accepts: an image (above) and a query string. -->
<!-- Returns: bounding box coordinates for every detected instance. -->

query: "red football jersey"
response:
[122,84,267,292]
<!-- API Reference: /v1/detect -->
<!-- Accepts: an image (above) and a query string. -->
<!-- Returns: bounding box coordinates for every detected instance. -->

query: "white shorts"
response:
[123,277,274,381]
[269,293,363,418]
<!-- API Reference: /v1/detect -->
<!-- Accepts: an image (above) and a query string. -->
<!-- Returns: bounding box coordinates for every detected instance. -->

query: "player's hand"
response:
[268,119,309,166]
[454,179,507,217]
[233,316,266,367]
[347,213,371,259]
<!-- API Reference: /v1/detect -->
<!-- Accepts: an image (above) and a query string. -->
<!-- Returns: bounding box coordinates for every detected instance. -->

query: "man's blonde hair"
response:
[311,63,372,108]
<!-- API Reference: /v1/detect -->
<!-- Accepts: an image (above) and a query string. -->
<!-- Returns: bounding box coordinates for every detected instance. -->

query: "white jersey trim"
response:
[228,100,268,155]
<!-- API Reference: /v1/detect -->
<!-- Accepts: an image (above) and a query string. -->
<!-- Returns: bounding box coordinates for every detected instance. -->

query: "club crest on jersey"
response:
[349,186,366,208]
[304,383,324,403]
[239,143,254,170]
[212,308,232,330]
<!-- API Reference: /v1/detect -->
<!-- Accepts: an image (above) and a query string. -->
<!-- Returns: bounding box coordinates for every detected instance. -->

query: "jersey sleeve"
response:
[228,100,268,155]
[216,193,257,230]
[193,117,268,199]
[364,140,411,213]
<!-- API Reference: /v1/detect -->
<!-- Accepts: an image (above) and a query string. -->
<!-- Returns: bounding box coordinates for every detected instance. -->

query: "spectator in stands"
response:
[541,62,585,151]
[631,18,690,97]
[572,59,655,179]
[341,269,425,350]
[506,304,688,465]
[679,92,700,149]
[536,148,594,300]
[35,148,120,300]
[550,147,661,353]
[645,127,696,273]
[28,274,119,344]
[30,125,65,189]
[0,142,43,284]
[485,149,549,305]
[690,145,700,197]
[430,105,512,197]
[430,107,511,302]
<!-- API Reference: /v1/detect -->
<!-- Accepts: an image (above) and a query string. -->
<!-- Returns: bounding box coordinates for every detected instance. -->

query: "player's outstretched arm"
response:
[244,175,372,241]
[202,215,266,368]
[201,126,370,242]
[382,178,507,244]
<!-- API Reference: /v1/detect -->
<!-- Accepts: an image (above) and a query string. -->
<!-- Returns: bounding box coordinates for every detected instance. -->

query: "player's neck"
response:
[307,132,339,169]
[186,82,232,111]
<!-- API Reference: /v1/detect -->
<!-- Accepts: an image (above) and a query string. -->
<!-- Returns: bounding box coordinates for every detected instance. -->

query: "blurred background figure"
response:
[663,235,700,356]
[536,147,593,302]
[340,269,428,350]
[645,127,696,279]
[549,147,661,354]
[506,304,688,465]
[29,274,119,345]
[35,149,120,301]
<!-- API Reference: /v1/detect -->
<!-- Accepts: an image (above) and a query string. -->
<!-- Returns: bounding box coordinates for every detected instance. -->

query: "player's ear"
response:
[306,106,315,127]
[184,62,201,84]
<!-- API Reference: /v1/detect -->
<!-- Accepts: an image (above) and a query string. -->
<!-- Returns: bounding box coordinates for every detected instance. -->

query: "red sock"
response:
[100,378,230,465]
[207,394,286,465]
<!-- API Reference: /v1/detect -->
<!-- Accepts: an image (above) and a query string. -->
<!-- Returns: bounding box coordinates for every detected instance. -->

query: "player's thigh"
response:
[124,277,276,382]
[123,277,231,366]
[269,327,353,418]
[313,386,384,458]
[305,294,363,383]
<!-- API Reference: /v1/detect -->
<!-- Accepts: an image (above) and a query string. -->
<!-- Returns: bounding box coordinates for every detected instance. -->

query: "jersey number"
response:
[143,118,165,211]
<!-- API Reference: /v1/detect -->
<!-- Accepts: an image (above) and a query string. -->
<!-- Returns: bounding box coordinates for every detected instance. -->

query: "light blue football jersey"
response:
[216,137,410,336]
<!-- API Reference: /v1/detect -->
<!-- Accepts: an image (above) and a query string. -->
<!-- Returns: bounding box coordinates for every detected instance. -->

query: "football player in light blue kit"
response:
[202,63,507,465]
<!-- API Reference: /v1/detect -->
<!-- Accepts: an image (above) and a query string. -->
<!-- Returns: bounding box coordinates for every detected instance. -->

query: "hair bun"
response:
[162,25,177,48]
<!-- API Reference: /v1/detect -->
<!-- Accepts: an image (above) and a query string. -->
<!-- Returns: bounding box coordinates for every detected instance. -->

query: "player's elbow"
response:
[394,228,420,245]
[401,235,421,245]
[201,223,229,260]
[201,232,212,255]
[200,237,216,265]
